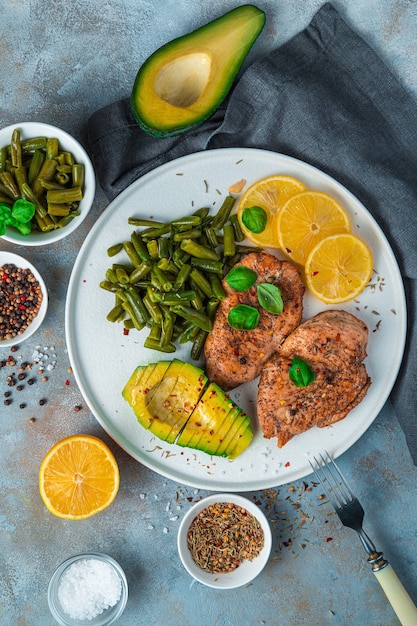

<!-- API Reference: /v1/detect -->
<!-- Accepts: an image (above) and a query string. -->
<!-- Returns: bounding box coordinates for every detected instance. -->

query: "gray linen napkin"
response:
[87,2,417,463]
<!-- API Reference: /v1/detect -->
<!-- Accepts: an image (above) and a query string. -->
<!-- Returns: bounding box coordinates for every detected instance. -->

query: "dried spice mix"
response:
[187,502,264,573]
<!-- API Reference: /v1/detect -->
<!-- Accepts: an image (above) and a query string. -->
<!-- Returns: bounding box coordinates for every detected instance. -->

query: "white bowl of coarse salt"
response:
[48,552,128,625]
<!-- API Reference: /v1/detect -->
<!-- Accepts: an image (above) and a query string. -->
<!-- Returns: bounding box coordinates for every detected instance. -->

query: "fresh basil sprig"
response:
[0,199,35,236]
[257,283,283,315]
[288,357,316,387]
[228,304,260,330]
[241,206,267,233]
[225,266,257,292]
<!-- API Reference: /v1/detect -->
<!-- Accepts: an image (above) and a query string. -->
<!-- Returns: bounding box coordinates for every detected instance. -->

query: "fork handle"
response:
[373,563,417,625]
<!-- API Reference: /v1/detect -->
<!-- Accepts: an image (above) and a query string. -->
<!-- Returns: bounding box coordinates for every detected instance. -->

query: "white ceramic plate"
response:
[177,493,272,589]
[65,148,406,491]
[0,251,48,347]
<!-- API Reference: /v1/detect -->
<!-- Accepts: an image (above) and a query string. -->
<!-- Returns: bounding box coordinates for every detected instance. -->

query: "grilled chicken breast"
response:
[204,252,305,390]
[257,310,371,447]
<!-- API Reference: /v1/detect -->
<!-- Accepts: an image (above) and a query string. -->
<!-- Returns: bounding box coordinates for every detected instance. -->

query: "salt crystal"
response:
[169,515,179,521]
[57,558,122,621]
[147,524,154,530]
[163,527,169,534]
[139,493,146,500]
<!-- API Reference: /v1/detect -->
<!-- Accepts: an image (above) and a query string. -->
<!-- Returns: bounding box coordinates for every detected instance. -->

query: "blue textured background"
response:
[1,2,417,624]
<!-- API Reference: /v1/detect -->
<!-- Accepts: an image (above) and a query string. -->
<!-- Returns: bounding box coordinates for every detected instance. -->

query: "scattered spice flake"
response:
[391,309,397,315]
[372,320,382,333]
[176,172,184,176]
[146,445,163,453]
[284,461,290,467]
[204,180,208,193]
[228,179,246,194]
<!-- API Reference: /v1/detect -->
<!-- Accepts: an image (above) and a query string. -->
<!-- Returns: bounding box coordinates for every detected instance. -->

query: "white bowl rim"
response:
[0,121,95,246]
[0,250,48,347]
[177,492,272,589]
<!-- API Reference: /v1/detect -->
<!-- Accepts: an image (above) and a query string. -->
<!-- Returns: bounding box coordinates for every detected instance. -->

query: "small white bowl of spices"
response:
[0,251,48,347]
[47,552,128,626]
[177,493,272,589]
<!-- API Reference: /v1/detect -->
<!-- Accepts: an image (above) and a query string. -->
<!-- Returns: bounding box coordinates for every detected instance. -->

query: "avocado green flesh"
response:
[131,4,266,137]
[176,382,232,448]
[123,360,252,459]
[147,362,207,442]
[215,412,251,457]
[122,362,171,429]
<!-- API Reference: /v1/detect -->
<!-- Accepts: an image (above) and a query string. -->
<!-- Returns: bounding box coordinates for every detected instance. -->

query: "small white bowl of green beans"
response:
[0,122,95,246]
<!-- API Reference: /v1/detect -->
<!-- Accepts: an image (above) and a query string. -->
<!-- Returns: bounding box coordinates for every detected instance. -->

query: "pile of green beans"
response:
[0,128,85,232]
[101,196,260,360]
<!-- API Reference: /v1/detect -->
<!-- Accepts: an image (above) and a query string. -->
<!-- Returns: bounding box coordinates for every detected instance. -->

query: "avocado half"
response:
[131,4,266,137]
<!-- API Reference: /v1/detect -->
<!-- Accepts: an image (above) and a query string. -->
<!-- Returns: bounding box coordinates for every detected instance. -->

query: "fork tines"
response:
[309,451,354,509]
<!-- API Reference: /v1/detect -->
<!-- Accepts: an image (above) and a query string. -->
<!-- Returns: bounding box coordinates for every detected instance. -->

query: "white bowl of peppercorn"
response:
[0,251,48,347]
[177,493,272,589]
[0,122,95,246]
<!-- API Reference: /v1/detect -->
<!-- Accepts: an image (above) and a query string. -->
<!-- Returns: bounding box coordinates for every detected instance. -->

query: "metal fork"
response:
[310,452,417,626]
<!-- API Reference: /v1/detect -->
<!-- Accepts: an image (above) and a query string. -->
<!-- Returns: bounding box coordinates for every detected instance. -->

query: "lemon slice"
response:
[305,233,373,304]
[277,190,351,266]
[39,434,120,520]
[237,175,306,248]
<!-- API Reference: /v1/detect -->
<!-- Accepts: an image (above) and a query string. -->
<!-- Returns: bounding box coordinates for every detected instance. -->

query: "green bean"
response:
[180,238,220,261]
[128,217,165,228]
[121,300,145,331]
[115,267,130,284]
[223,224,236,257]
[56,212,79,228]
[177,320,200,344]
[174,263,191,289]
[46,187,82,204]
[107,243,123,257]
[27,150,45,185]
[100,280,115,292]
[35,213,56,231]
[189,267,213,298]
[106,303,125,323]
[20,137,47,152]
[160,310,175,347]
[47,204,71,217]
[131,230,151,262]
[141,224,171,239]
[210,195,236,230]
[173,228,202,242]
[46,137,59,160]
[230,213,245,242]
[190,258,223,274]
[171,305,212,332]
[207,298,220,320]
[193,207,210,219]
[14,166,27,194]
[158,236,170,258]
[0,147,7,172]
[171,215,201,228]
[144,337,176,353]
[72,163,84,189]
[204,227,218,247]
[191,329,208,360]
[154,290,196,306]
[143,293,163,324]
[124,287,150,325]
[11,129,23,167]
[209,274,226,301]
[147,239,159,259]
[151,265,173,292]
[123,241,142,267]
[129,260,152,283]
[21,182,47,218]
[0,171,20,200]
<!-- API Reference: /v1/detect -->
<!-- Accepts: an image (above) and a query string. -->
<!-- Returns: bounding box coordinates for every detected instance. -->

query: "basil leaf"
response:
[225,266,257,292]
[228,304,260,330]
[288,357,316,387]
[11,199,35,224]
[257,283,283,315]
[241,206,267,234]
